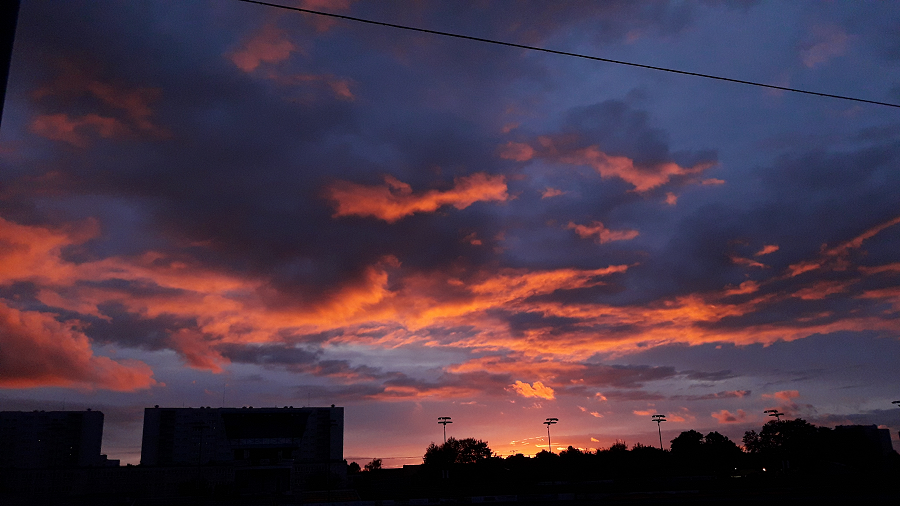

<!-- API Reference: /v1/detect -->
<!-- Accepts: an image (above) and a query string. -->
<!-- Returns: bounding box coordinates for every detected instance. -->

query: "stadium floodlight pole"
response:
[764,409,784,421]
[544,418,558,454]
[651,414,667,450]
[438,417,452,444]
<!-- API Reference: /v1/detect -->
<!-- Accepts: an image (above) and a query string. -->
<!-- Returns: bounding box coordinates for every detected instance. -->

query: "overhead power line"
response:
[237,0,899,109]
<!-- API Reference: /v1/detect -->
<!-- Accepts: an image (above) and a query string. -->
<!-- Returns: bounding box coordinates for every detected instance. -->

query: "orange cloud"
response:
[711,409,746,423]
[510,380,555,400]
[559,146,715,192]
[789,215,900,277]
[541,187,565,199]
[763,390,799,401]
[860,263,900,275]
[755,244,779,256]
[229,24,297,72]
[701,178,725,185]
[327,173,508,222]
[567,221,639,244]
[4,204,900,398]
[730,255,767,268]
[724,281,759,296]
[665,192,678,205]
[0,302,156,391]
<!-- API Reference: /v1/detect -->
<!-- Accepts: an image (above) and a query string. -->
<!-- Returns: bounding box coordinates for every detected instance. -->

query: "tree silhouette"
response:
[743,418,820,455]
[423,437,492,466]
[364,458,382,471]
[670,429,704,456]
[669,430,741,475]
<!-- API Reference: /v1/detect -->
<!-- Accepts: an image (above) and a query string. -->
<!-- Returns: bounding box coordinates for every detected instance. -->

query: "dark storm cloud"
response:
[621,332,900,388]
[669,389,750,401]
[3,0,732,319]
[560,364,679,389]
[491,309,584,337]
[623,136,900,307]
[351,0,697,54]
[7,0,538,304]
[681,370,738,382]
[217,343,321,368]
[86,302,195,351]
[592,389,666,402]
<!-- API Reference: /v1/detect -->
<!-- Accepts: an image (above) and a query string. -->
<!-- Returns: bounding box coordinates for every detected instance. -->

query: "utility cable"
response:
[236,0,899,109]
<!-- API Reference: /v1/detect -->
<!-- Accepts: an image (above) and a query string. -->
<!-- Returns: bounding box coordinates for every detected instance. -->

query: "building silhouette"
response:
[140,405,344,494]
[0,409,113,468]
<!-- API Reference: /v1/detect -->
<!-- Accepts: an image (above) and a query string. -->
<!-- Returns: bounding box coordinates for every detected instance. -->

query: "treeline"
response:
[348,419,898,499]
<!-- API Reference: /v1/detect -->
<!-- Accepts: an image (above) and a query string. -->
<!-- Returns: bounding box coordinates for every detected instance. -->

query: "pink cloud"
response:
[277,73,355,101]
[711,409,747,424]
[327,173,509,222]
[32,64,168,140]
[541,187,565,199]
[665,192,678,205]
[499,141,535,162]
[229,24,297,72]
[730,255,767,268]
[800,25,849,68]
[30,113,128,147]
[567,221,639,244]
[298,0,355,32]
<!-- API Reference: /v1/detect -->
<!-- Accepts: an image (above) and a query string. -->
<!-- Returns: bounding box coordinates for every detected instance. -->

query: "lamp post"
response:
[651,414,666,450]
[544,418,558,454]
[764,409,784,421]
[438,417,452,444]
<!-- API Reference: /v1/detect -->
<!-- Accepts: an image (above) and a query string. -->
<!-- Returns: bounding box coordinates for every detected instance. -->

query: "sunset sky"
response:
[2,0,900,467]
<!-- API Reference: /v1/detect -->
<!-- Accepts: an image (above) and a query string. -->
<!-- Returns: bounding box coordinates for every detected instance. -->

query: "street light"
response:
[764,409,784,421]
[544,418,558,454]
[438,416,452,444]
[651,414,666,450]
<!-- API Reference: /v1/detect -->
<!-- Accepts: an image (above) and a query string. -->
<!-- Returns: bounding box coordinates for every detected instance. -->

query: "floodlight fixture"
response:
[764,409,784,421]
[651,414,667,450]
[438,416,452,443]
[544,418,558,454]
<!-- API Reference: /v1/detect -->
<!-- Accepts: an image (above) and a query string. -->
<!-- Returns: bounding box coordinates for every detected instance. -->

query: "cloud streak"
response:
[327,174,509,222]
